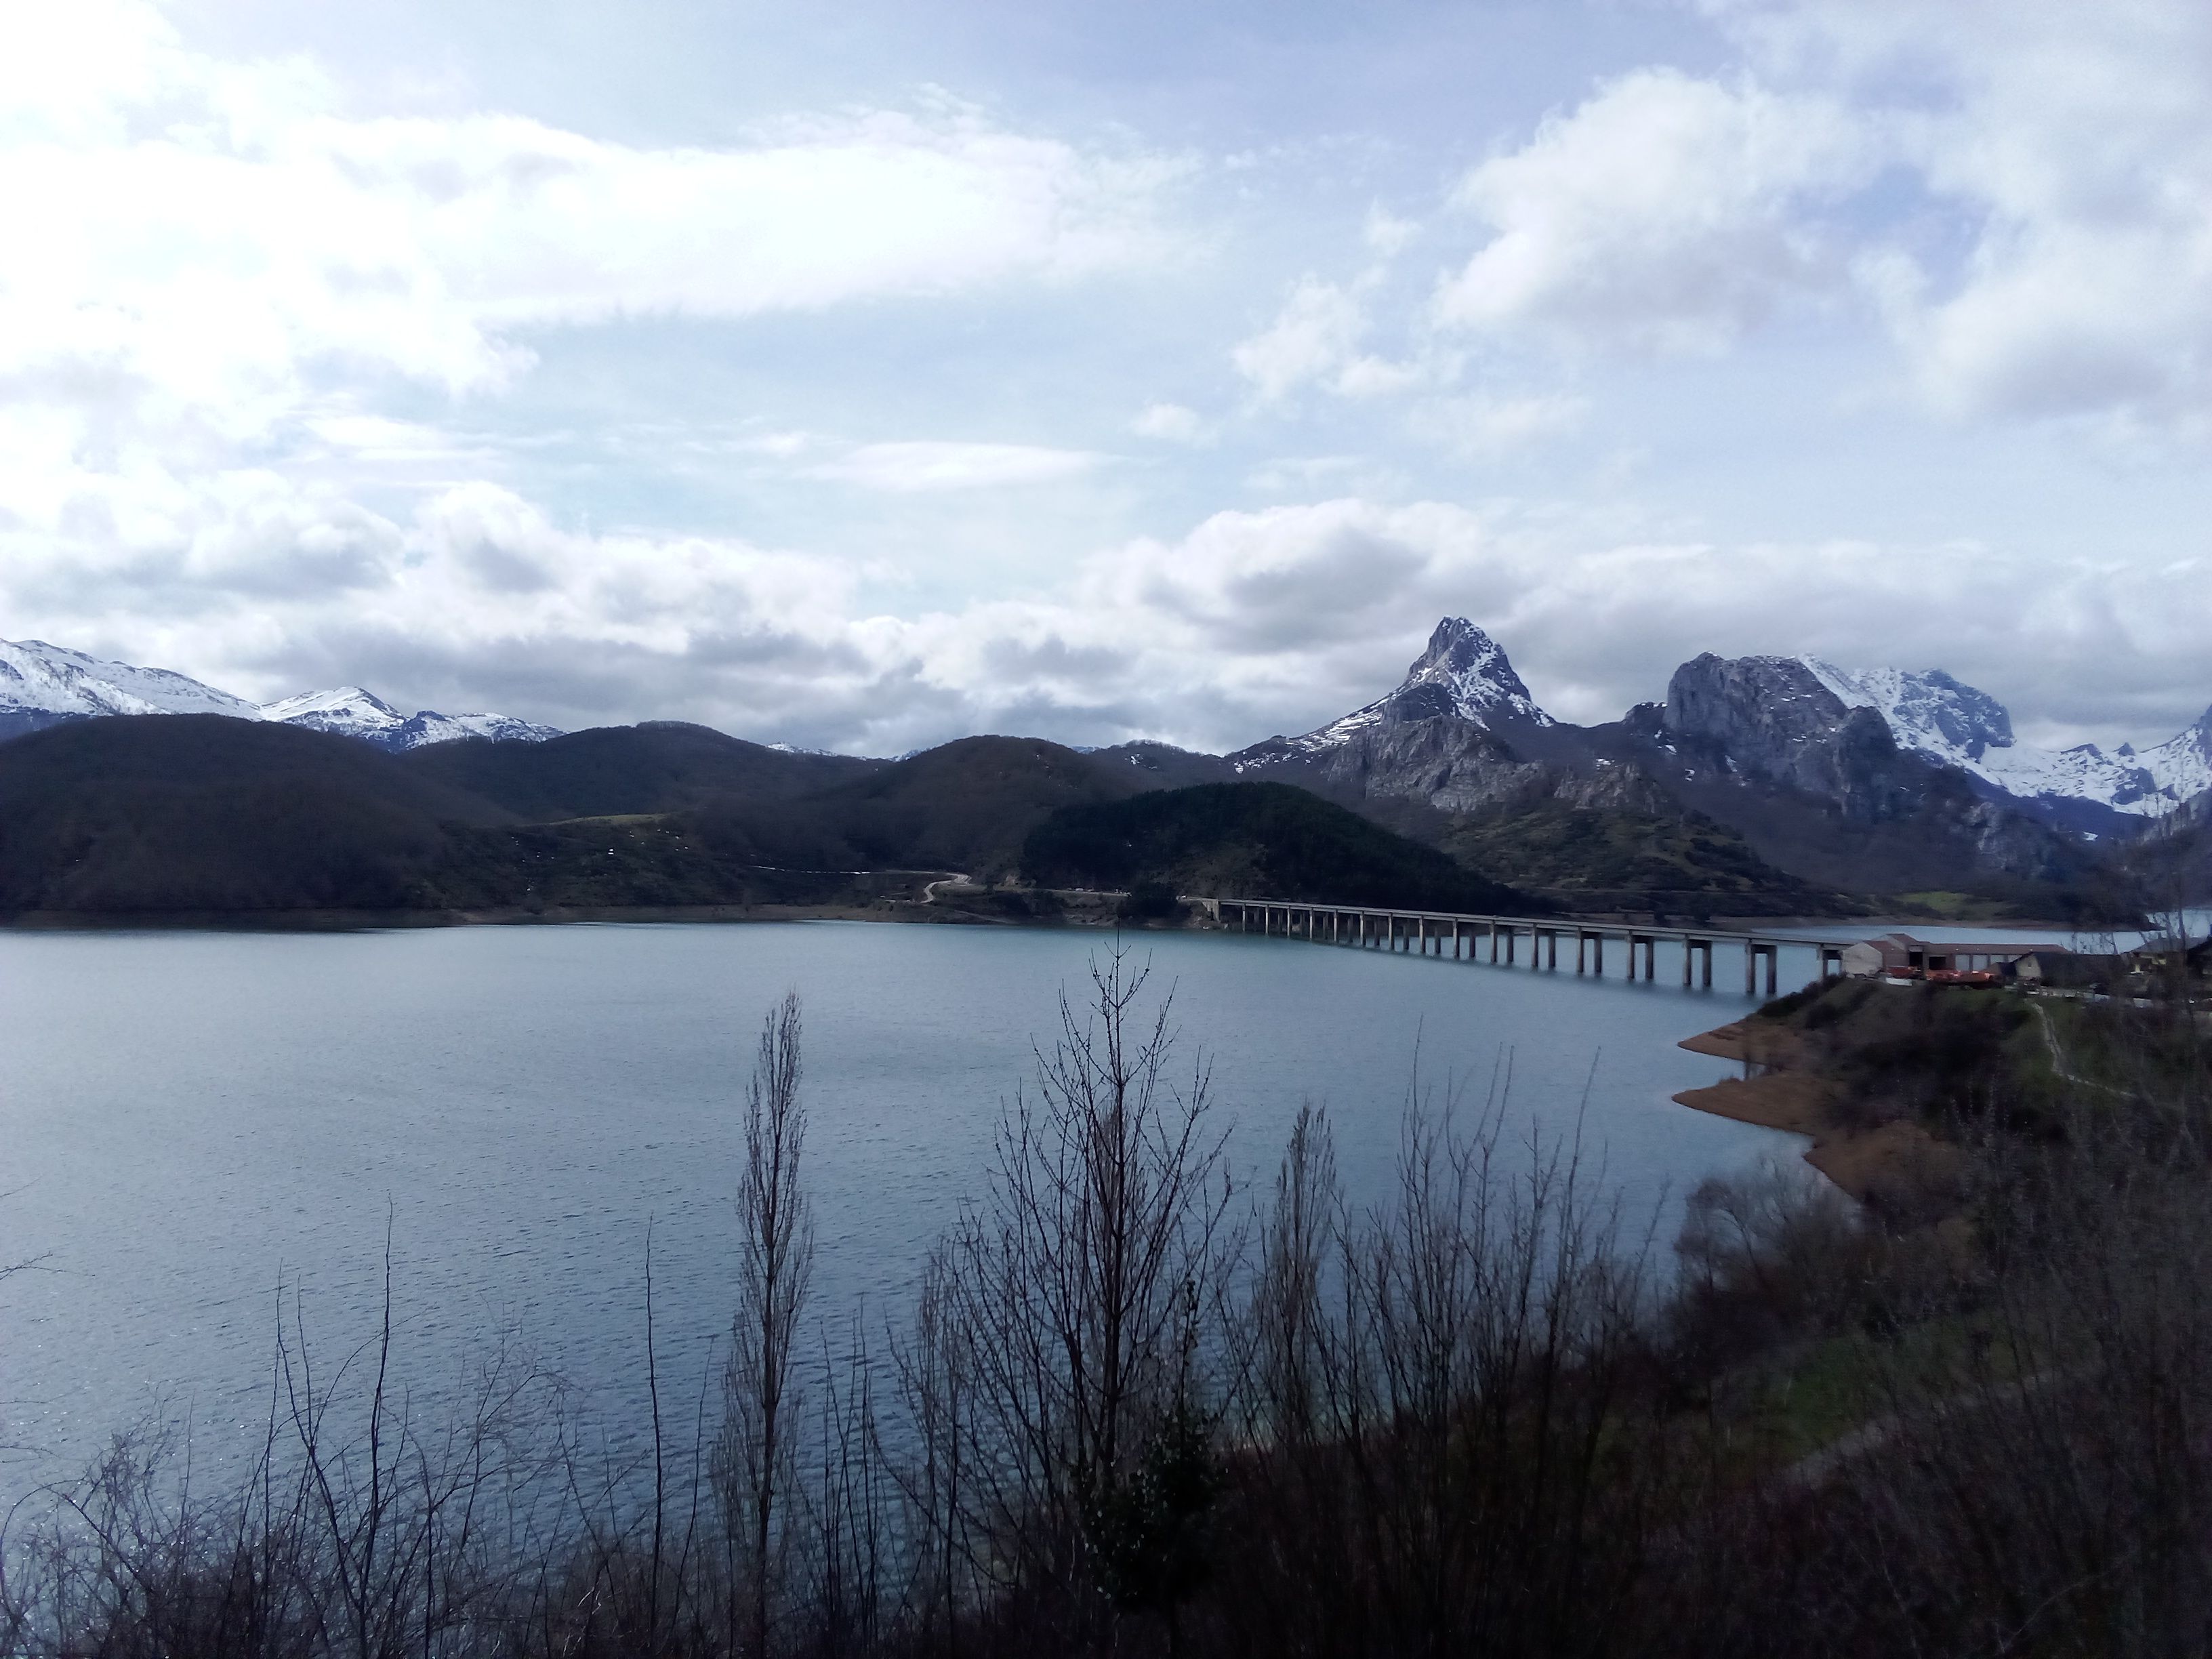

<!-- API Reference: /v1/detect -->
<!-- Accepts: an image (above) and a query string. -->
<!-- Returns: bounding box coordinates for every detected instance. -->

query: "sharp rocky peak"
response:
[1399,617,1552,725]
[1278,617,1553,756]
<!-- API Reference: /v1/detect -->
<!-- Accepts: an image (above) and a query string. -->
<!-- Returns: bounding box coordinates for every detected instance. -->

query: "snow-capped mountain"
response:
[1803,659,2212,816]
[1264,616,1553,760]
[260,685,562,752]
[1223,617,1563,814]
[0,638,560,752]
[0,639,262,731]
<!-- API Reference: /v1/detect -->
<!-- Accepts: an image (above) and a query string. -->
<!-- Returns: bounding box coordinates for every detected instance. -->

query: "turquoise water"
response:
[0,920,1789,1500]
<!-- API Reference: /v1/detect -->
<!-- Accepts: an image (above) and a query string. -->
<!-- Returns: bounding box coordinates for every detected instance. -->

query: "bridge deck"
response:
[1202,895,1862,995]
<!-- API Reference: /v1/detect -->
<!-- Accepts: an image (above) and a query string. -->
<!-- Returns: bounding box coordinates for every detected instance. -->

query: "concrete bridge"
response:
[1201,897,1862,998]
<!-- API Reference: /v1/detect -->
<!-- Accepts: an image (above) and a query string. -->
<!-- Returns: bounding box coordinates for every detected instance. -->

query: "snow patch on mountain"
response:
[1803,658,2211,815]
[261,684,408,737]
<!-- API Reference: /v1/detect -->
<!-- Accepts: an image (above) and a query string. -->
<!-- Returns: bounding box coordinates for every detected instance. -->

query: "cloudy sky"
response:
[6,0,2212,754]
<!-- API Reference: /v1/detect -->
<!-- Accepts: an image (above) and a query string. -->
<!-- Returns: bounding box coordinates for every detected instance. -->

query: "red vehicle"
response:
[1925,968,2003,988]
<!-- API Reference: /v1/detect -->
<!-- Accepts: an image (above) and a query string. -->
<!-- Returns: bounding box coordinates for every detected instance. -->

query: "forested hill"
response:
[1021,782,1542,914]
[399,720,880,821]
[0,715,504,913]
[0,717,1540,918]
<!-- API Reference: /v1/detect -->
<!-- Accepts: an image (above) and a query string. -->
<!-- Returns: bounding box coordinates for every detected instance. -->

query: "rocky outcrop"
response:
[1293,717,1549,814]
[1659,654,1933,821]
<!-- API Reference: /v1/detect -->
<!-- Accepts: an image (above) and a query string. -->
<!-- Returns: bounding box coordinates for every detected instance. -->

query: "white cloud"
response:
[1435,67,1870,352]
[1408,392,1587,457]
[803,441,1108,492]
[1232,275,1429,403]
[1363,205,1418,258]
[1130,402,1213,444]
[1420,2,2212,432]
[0,0,1183,454]
[1826,1,2212,426]
[4,465,2207,753]
[1233,279,1367,401]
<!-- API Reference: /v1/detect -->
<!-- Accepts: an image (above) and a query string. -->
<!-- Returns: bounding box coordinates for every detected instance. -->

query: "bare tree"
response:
[889,1244,975,1654]
[1246,1102,1338,1448]
[937,945,1235,1644]
[720,991,815,1658]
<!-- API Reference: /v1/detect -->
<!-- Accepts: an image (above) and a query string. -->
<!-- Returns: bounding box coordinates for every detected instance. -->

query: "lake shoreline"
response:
[1674,1015,1962,1202]
[0,901,1158,933]
[0,903,2103,934]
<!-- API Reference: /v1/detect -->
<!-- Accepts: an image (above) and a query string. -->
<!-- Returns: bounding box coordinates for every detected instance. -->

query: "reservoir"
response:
[3,918,1812,1501]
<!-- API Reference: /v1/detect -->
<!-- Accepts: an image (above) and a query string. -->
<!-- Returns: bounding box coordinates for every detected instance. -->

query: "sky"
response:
[4,0,2212,756]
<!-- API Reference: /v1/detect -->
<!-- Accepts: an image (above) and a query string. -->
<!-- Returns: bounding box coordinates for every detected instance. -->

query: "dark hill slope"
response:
[401,721,879,821]
[1437,800,1862,919]
[694,735,1149,876]
[1021,782,1545,914]
[0,716,511,912]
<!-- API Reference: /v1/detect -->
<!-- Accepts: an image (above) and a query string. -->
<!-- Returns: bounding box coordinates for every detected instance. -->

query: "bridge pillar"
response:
[1643,937,1657,980]
[1744,943,1756,996]
[1593,934,1604,977]
[1546,929,1558,970]
[1626,935,1639,982]
[1765,946,1778,998]
[1702,941,1714,988]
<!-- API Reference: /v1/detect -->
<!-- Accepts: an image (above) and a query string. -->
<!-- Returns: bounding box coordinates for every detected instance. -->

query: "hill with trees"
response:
[1021,781,1542,914]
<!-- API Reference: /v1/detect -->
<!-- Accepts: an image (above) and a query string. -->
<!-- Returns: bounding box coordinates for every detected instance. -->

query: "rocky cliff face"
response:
[1645,653,2098,887]
[1659,654,1933,821]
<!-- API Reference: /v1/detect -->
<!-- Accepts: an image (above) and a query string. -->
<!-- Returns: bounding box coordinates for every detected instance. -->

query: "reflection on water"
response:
[1,919,1799,1498]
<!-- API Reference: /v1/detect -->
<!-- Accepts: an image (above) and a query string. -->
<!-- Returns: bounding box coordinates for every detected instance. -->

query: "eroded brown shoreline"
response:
[1675,1017,1960,1202]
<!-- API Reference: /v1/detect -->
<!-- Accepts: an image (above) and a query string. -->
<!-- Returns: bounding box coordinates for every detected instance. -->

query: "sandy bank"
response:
[1675,1027,1961,1203]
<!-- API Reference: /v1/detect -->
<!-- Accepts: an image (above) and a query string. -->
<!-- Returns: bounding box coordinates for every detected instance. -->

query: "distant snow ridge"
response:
[1287,617,1553,754]
[0,638,560,752]
[1802,657,2212,815]
[260,686,562,752]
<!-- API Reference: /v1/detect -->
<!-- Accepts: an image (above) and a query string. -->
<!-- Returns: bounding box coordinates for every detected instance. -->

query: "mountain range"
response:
[0,639,561,751]
[0,621,2202,920]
